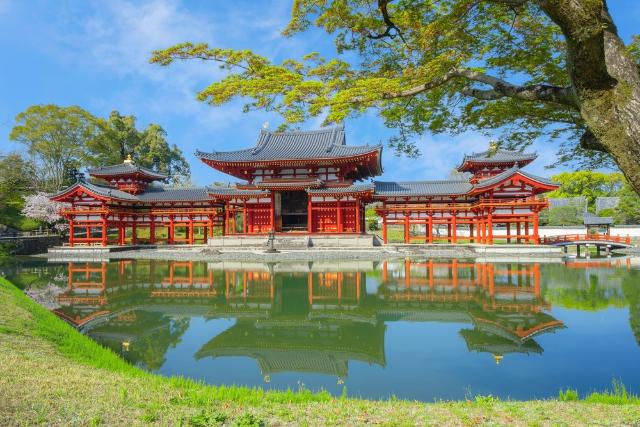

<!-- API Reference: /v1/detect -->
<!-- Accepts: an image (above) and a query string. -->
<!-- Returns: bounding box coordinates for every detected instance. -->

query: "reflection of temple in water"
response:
[52,259,566,377]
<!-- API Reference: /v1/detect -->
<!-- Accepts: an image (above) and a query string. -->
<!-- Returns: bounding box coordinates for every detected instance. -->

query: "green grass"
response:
[2,278,640,425]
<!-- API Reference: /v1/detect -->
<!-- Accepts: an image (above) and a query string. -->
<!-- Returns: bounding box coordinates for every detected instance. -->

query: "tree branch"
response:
[367,0,406,43]
[380,68,577,108]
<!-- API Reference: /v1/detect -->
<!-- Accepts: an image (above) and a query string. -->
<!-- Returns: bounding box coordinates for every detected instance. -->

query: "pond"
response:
[3,256,640,401]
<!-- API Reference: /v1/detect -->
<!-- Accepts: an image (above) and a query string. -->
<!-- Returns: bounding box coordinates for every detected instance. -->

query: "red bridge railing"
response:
[542,233,631,245]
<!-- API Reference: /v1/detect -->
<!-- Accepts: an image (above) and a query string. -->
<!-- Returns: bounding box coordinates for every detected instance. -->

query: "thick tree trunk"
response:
[540,0,640,193]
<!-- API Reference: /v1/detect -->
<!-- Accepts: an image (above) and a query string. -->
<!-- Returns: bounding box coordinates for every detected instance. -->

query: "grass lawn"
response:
[1,279,640,426]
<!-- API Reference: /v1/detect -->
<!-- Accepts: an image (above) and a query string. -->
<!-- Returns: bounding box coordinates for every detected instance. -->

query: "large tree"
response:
[9,105,100,192]
[87,111,190,185]
[150,0,640,192]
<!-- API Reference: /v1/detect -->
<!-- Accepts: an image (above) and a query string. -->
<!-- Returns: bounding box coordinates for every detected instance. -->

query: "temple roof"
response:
[208,185,269,197]
[373,180,473,197]
[473,166,557,189]
[583,212,614,226]
[88,162,167,180]
[51,180,216,203]
[457,149,537,171]
[136,187,212,202]
[51,180,138,201]
[307,184,375,194]
[196,126,381,163]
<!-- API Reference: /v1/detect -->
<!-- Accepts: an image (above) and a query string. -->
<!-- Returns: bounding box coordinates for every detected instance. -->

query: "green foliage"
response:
[613,183,640,224]
[547,171,624,211]
[8,105,191,192]
[0,153,35,209]
[86,111,190,185]
[539,204,583,226]
[233,413,263,427]
[544,170,640,224]
[149,1,626,168]
[9,105,101,192]
[558,388,579,402]
[188,410,228,427]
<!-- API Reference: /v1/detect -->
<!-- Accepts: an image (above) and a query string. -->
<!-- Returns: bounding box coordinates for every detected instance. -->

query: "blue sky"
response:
[1,0,639,185]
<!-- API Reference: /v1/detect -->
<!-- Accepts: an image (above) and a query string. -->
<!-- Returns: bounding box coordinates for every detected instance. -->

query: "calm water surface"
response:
[4,256,640,401]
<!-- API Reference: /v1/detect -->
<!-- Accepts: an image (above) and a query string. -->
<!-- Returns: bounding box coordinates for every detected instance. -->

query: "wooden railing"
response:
[542,233,631,245]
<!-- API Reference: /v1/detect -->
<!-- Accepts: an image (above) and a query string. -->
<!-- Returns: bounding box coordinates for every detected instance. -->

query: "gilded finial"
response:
[493,354,503,365]
[488,140,499,156]
[124,154,133,164]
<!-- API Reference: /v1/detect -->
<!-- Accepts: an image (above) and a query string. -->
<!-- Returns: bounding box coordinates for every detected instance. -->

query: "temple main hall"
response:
[51,125,558,246]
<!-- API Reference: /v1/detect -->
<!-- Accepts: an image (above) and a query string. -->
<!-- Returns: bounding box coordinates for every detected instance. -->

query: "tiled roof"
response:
[88,162,167,180]
[474,166,556,189]
[51,181,138,201]
[196,126,381,162]
[457,149,537,171]
[256,178,324,189]
[462,149,537,163]
[208,185,269,197]
[137,187,212,202]
[583,213,614,226]
[52,181,217,203]
[307,184,375,194]
[373,180,473,197]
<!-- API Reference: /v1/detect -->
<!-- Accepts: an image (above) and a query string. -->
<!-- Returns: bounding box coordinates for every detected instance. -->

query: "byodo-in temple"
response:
[50,126,559,246]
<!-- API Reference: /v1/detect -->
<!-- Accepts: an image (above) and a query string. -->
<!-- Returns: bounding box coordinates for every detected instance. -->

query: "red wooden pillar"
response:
[516,221,521,243]
[403,216,409,243]
[270,194,275,232]
[208,215,214,239]
[243,200,247,234]
[533,212,539,245]
[307,195,313,233]
[118,224,125,245]
[469,221,474,243]
[382,217,388,244]
[477,219,483,244]
[428,215,433,244]
[525,218,530,244]
[132,219,137,245]
[447,222,452,243]
[149,215,155,244]
[224,206,230,235]
[355,199,361,233]
[101,218,107,247]
[168,215,174,244]
[189,216,195,244]
[487,213,494,244]
[506,222,511,243]
[336,197,343,233]
[69,219,75,247]
[451,214,457,244]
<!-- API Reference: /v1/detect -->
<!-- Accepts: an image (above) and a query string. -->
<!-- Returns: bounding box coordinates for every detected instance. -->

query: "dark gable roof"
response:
[583,213,614,226]
[474,166,556,189]
[88,162,167,180]
[136,187,212,202]
[52,181,216,203]
[208,185,269,197]
[196,125,381,162]
[307,184,375,194]
[51,181,138,201]
[458,149,537,170]
[374,180,473,197]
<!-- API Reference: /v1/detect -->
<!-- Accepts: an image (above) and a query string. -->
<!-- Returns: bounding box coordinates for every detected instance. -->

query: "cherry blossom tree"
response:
[21,193,70,232]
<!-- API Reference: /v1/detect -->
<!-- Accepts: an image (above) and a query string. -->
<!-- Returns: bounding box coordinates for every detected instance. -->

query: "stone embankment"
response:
[44,242,564,262]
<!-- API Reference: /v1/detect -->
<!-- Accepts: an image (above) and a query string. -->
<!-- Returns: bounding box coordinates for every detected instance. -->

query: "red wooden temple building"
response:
[51,125,558,246]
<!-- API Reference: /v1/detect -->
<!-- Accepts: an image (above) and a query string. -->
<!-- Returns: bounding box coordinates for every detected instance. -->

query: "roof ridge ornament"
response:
[123,154,134,164]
